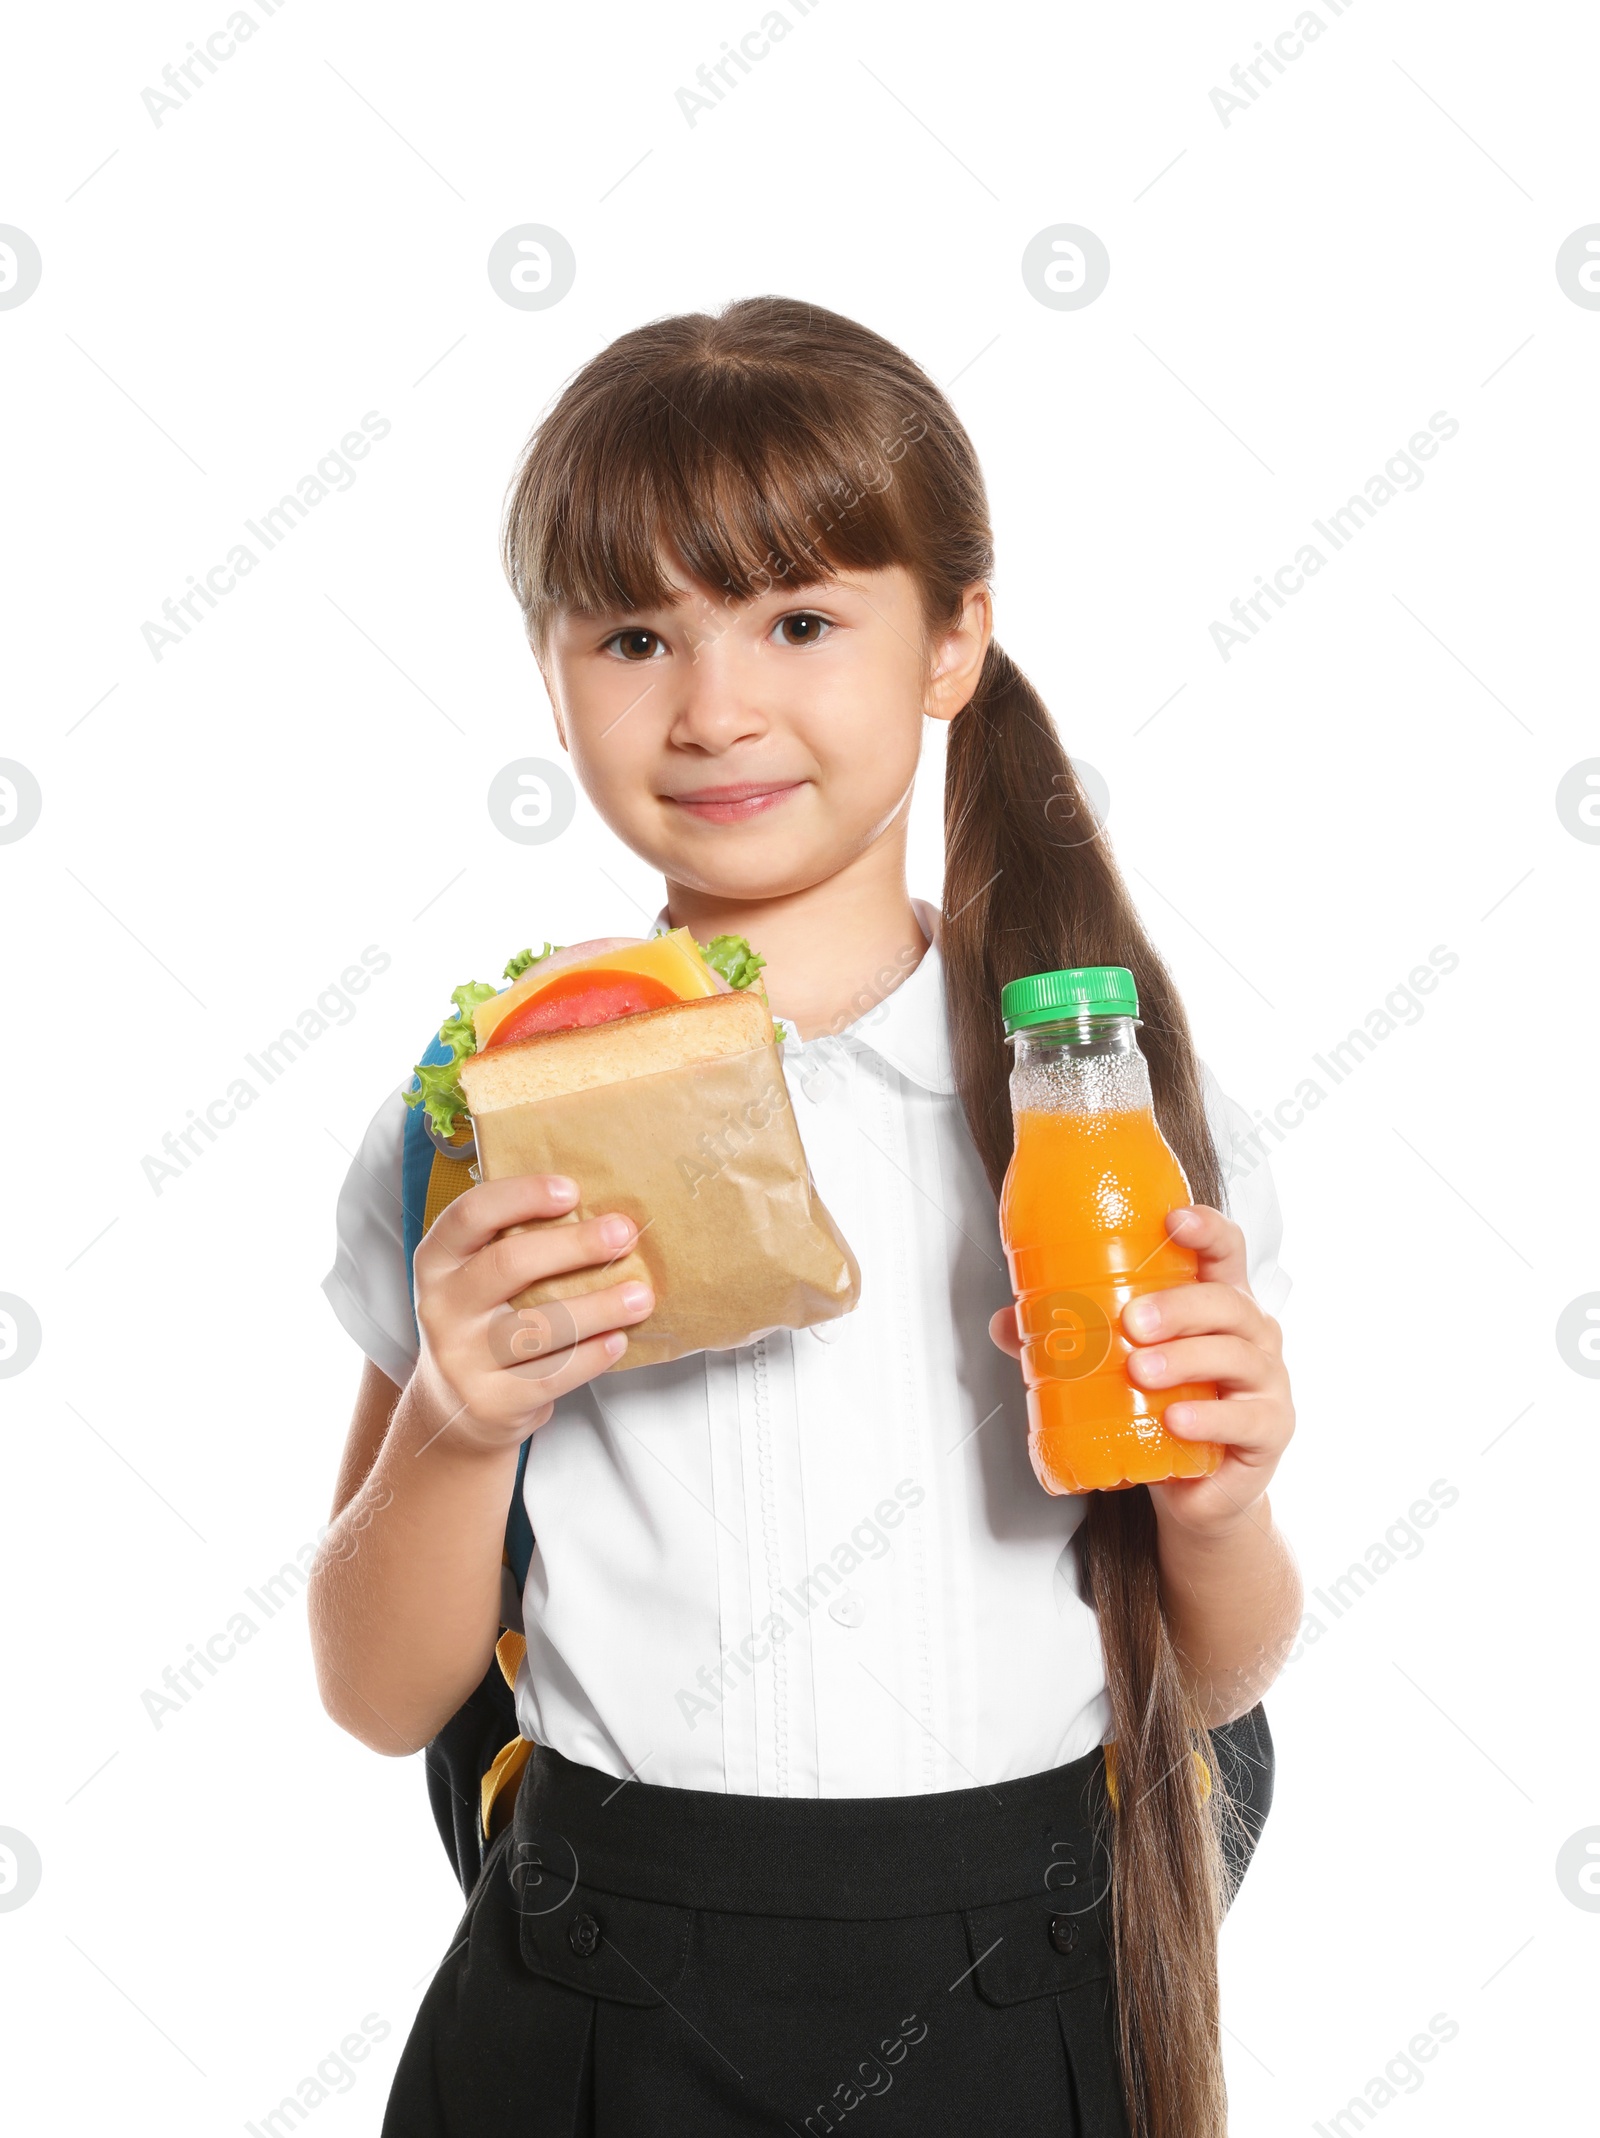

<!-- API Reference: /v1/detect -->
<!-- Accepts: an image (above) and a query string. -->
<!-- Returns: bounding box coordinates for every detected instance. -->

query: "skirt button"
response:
[568,1912,602,1957]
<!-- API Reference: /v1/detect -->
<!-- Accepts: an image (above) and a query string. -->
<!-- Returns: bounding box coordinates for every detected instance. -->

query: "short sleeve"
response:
[1198,1062,1292,1318]
[321,1085,420,1389]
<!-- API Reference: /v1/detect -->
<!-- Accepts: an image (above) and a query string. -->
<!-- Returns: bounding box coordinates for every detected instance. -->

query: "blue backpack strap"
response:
[401,1035,536,1600]
[399,1030,452,1303]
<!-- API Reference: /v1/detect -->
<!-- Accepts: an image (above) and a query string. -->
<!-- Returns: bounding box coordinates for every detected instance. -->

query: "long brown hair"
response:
[502,295,1245,2138]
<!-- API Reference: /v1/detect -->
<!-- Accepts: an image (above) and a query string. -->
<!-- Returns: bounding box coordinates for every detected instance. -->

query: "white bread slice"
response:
[458,989,775,1112]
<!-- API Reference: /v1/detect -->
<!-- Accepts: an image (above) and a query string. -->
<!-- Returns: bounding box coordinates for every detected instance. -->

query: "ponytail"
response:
[944,642,1245,2138]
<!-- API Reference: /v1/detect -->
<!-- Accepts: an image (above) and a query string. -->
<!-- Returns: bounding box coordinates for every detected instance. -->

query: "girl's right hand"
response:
[410,1173,654,1456]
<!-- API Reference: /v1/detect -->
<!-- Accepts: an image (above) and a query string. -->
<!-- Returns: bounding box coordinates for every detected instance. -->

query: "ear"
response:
[924,581,993,726]
[532,641,569,752]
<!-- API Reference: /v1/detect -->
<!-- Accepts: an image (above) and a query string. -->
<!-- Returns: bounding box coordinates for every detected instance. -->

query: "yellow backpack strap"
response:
[480,1631,532,1842]
[1102,1740,1212,1813]
[495,1629,526,1690]
[422,1137,478,1232]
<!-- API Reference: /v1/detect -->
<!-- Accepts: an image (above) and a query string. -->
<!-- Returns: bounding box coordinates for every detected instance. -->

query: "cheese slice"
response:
[472,928,720,1049]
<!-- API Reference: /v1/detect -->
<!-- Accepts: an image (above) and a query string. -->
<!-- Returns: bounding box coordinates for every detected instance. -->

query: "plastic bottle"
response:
[998,965,1223,1495]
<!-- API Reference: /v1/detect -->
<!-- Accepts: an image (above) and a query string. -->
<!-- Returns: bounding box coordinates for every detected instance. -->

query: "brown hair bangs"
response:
[501,301,988,650]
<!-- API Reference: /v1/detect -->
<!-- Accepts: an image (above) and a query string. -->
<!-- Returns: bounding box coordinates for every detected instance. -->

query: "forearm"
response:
[308,1383,518,1756]
[1154,1493,1302,1729]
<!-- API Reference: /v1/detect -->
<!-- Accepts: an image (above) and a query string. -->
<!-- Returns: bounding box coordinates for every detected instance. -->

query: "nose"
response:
[666,621,770,753]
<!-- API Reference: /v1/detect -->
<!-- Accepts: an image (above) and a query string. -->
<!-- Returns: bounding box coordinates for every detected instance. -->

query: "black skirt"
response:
[383,1706,1274,2137]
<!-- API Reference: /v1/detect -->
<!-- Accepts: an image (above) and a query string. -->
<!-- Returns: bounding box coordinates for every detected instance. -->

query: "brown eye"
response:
[607,629,661,661]
[775,612,831,646]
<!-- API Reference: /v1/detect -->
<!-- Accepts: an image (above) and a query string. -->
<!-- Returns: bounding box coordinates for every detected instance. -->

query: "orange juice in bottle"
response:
[997,965,1222,1495]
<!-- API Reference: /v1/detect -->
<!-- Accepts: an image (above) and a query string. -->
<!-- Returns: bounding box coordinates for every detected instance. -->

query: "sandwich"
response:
[404,928,860,1368]
[406,928,767,1145]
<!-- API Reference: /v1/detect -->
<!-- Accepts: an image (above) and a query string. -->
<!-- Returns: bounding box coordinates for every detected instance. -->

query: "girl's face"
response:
[538,562,991,902]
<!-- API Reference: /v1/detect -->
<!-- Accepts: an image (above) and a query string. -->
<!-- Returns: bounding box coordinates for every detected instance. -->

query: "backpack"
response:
[401,1029,537,1896]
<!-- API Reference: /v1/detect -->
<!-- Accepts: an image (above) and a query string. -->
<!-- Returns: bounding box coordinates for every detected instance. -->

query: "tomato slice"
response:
[482,968,680,1047]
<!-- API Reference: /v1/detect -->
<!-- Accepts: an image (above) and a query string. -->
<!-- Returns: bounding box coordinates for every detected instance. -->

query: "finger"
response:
[988,1305,1022,1359]
[1121,1279,1271,1348]
[479,1328,637,1429]
[1149,1455,1280,1534]
[454,1211,643,1315]
[1164,1204,1249,1290]
[422,1327,633,1447]
[486,1279,654,1370]
[418,1173,584,1276]
[1156,1394,1284,1459]
[1125,1332,1279,1397]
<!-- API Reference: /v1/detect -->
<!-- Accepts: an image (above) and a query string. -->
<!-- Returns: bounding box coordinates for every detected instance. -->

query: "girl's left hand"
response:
[987,1203,1294,1538]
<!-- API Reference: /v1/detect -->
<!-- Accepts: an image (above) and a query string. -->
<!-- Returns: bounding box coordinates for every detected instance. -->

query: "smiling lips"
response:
[666,781,803,824]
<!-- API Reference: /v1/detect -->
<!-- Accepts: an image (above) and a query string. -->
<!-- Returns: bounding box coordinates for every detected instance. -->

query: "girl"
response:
[310,296,1299,2138]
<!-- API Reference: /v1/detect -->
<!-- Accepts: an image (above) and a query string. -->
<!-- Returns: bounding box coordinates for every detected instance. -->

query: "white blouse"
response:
[322,898,1291,1798]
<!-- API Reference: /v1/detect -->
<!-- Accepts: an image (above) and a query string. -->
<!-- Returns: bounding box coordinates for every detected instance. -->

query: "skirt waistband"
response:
[511,1741,1116,1920]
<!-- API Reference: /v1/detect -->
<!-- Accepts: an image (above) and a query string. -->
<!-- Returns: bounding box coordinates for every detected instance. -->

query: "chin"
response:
[664,844,838,903]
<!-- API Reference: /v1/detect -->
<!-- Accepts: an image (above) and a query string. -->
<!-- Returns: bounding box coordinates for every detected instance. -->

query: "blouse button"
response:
[829,1591,866,1629]
[799,1060,839,1103]
[567,1912,603,1957]
[1048,1914,1079,1955]
[809,1319,842,1344]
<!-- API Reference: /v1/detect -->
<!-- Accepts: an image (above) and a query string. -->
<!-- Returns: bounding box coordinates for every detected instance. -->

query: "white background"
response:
[1,0,1594,2130]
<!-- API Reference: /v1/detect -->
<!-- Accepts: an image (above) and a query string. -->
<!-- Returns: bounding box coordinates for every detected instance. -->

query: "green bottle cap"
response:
[1001,965,1140,1034]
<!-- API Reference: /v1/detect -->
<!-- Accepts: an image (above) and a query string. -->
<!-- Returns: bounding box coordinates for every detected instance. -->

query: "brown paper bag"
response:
[470,1041,861,1369]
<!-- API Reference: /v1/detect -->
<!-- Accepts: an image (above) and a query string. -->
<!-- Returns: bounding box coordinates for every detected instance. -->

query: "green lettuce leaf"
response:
[698,933,766,992]
[404,1057,474,1141]
[504,942,559,982]
[404,979,499,1140]
[439,981,498,1058]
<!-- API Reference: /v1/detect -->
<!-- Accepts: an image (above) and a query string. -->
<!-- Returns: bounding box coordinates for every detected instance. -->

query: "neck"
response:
[662,839,931,1042]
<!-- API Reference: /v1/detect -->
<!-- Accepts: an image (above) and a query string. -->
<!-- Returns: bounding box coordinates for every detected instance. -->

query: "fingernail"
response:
[605,1331,627,1359]
[601,1215,634,1249]
[620,1283,653,1313]
[547,1176,578,1204]
[1137,1351,1165,1380]
[1168,1207,1196,1234]
[1125,1298,1158,1337]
